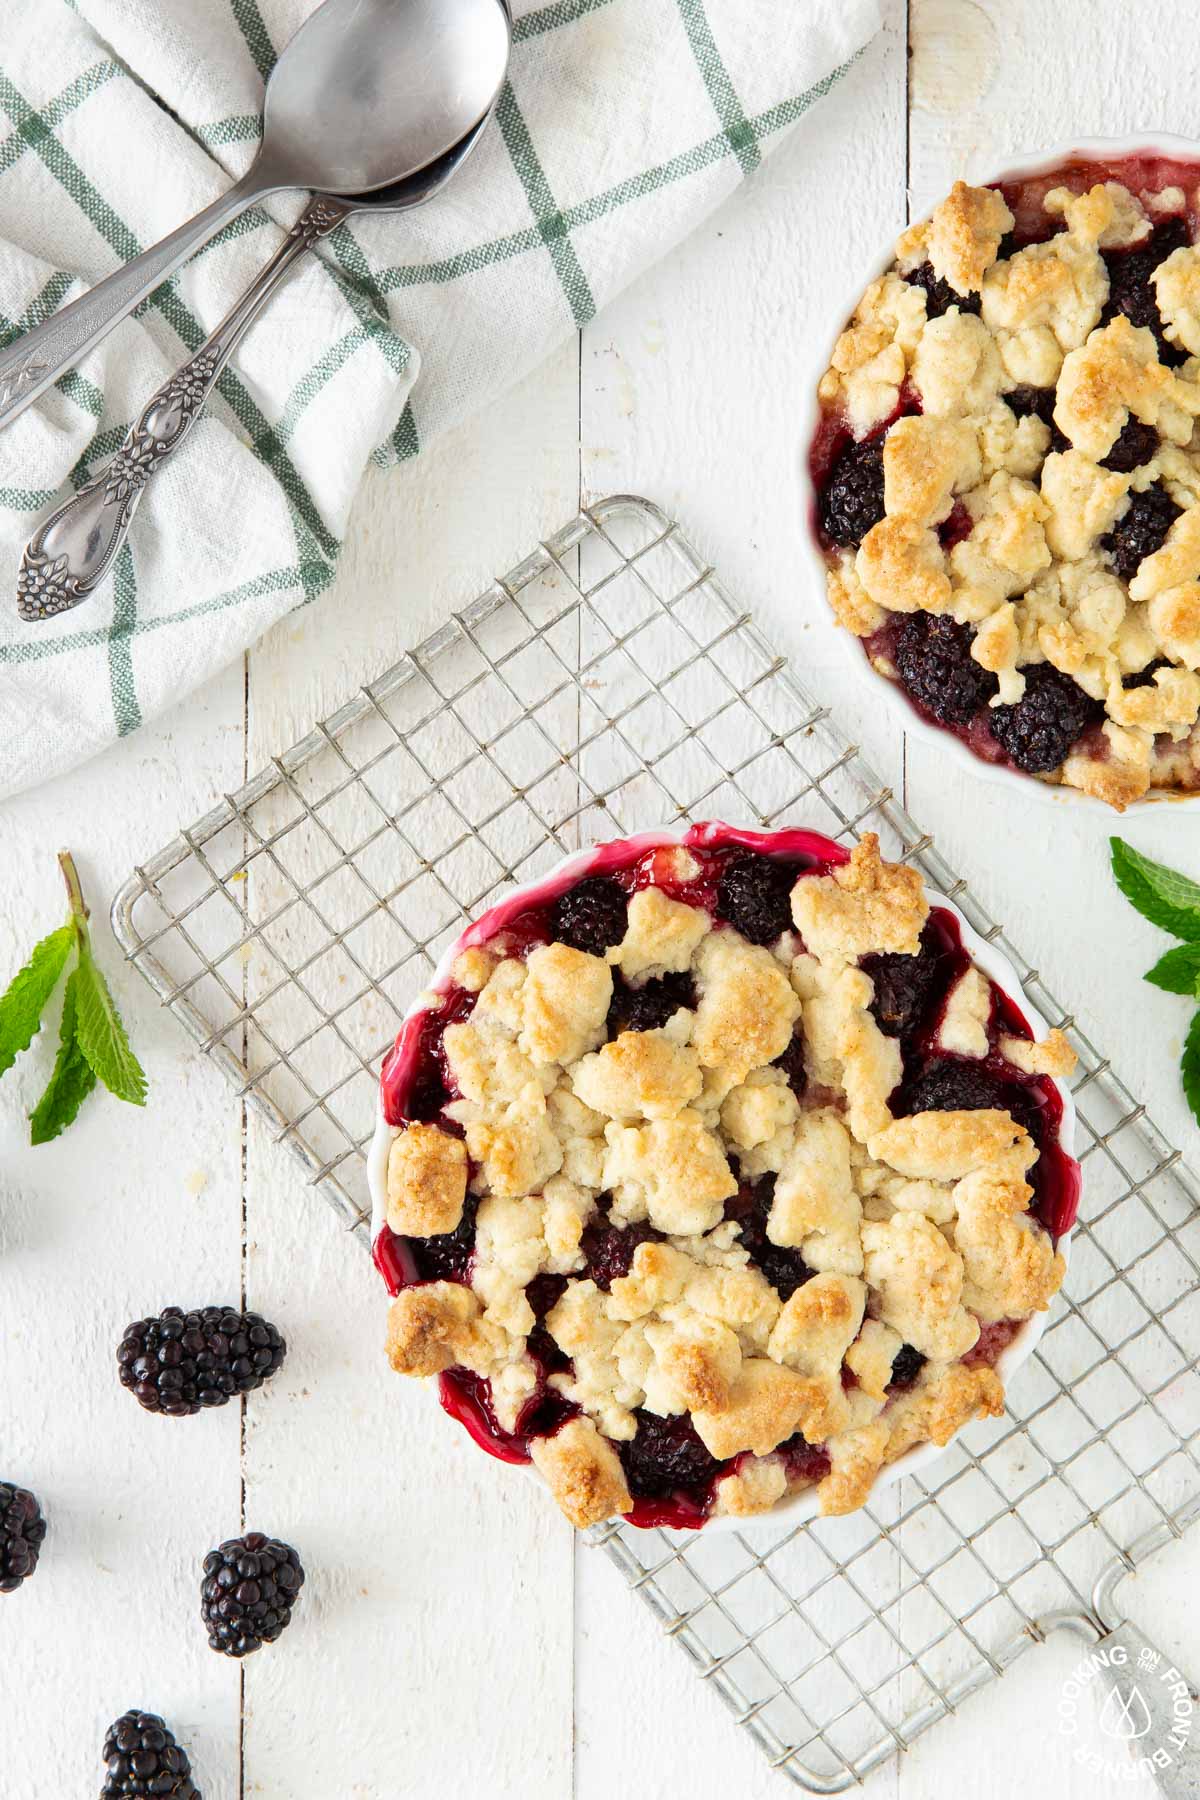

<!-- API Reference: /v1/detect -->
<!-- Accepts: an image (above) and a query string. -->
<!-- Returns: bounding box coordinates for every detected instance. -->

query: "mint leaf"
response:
[73,938,147,1106]
[1182,1011,1200,1128]
[1145,943,1200,995]
[1110,838,1200,940]
[29,971,97,1144]
[0,923,74,1078]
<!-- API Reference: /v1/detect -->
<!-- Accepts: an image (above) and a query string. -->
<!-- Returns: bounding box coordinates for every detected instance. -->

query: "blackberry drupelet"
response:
[1100,417,1159,473]
[819,434,886,549]
[861,923,943,1039]
[200,1532,304,1658]
[904,261,983,320]
[607,971,696,1036]
[101,1710,200,1799]
[1102,484,1183,580]
[118,1307,286,1417]
[988,664,1100,772]
[892,613,998,727]
[580,1217,662,1291]
[772,1028,809,1097]
[551,875,628,956]
[889,1344,927,1390]
[408,1194,478,1284]
[1102,216,1192,365]
[1004,385,1069,454]
[716,853,795,945]
[726,1177,812,1302]
[0,1481,46,1593]
[619,1410,723,1500]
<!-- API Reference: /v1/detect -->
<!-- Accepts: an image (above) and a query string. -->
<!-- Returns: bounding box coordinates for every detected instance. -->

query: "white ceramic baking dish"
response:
[798,134,1200,816]
[368,824,1078,1532]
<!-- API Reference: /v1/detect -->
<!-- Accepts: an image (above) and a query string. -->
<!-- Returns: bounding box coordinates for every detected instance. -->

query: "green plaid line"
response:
[514,0,615,42]
[675,0,760,174]
[496,82,596,326]
[108,545,142,736]
[230,0,277,83]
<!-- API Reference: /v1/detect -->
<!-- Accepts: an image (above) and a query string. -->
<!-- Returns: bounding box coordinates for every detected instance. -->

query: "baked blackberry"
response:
[904,1060,1010,1115]
[580,1217,661,1291]
[118,1307,286,1417]
[1101,417,1159,473]
[1122,657,1170,690]
[772,1028,809,1097]
[1102,483,1183,580]
[905,260,983,320]
[988,664,1100,772]
[889,1344,927,1390]
[200,1532,304,1658]
[101,1711,200,1799]
[409,1194,478,1284]
[716,852,795,945]
[861,924,943,1039]
[551,876,628,956]
[0,1482,46,1593]
[726,1177,811,1302]
[893,613,999,727]
[607,970,695,1036]
[620,1409,723,1500]
[1102,216,1191,365]
[1005,384,1070,454]
[819,434,886,549]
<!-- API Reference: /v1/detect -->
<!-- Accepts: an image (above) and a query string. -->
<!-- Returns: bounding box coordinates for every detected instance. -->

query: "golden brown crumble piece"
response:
[529,1418,632,1528]
[386,1123,468,1238]
[790,833,927,961]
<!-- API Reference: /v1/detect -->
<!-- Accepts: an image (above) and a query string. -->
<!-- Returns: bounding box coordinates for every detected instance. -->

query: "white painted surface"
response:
[4,2,1200,1795]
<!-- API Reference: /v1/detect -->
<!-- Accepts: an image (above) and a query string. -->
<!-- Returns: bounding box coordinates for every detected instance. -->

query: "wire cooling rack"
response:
[112,495,1200,1792]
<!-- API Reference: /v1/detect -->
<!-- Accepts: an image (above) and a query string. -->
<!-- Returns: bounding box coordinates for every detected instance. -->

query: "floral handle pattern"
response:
[17,195,350,623]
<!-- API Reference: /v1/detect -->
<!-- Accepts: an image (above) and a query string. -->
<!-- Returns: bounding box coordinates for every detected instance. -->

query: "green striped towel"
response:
[0,0,880,799]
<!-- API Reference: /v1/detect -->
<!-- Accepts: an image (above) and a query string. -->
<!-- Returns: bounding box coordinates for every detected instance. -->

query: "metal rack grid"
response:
[112,494,1200,1792]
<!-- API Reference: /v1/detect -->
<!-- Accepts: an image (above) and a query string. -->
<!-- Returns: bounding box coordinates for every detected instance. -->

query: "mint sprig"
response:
[1111,836,1200,1128]
[0,852,147,1143]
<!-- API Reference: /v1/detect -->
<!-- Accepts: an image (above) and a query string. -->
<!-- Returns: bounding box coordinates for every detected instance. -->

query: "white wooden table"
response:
[5,3,1200,1793]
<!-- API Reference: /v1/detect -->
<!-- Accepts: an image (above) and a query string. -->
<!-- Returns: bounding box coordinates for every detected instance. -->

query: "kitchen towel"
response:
[0,0,882,799]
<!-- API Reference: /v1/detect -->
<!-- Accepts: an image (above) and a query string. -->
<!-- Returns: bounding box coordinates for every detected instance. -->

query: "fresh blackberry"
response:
[902,1060,1038,1143]
[1004,385,1069,454]
[200,1532,304,1658]
[772,1028,809,1097]
[551,876,628,956]
[0,1482,46,1593]
[988,664,1101,772]
[118,1307,286,1417]
[607,971,695,1036]
[716,853,795,945]
[409,1194,478,1284]
[1102,217,1191,364]
[819,434,886,549]
[726,1178,811,1302]
[905,261,983,320]
[889,1344,927,1390]
[580,1217,662,1291]
[1102,484,1182,580]
[893,613,998,727]
[1101,417,1159,473]
[619,1410,723,1500]
[101,1710,200,1799]
[861,923,943,1039]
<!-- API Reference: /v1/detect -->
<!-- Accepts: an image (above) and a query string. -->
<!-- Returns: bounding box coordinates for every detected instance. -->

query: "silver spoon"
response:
[16,0,511,625]
[15,105,505,621]
[0,0,511,435]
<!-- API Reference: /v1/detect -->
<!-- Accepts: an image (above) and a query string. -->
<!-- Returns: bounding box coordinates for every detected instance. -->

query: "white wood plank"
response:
[238,338,583,1797]
[0,666,246,1796]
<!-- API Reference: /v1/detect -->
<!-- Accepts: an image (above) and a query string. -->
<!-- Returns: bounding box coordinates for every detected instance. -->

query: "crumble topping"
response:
[814,164,1200,806]
[380,833,1075,1528]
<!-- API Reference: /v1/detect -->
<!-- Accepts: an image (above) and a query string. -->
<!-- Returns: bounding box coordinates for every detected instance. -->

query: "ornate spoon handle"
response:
[17,196,350,622]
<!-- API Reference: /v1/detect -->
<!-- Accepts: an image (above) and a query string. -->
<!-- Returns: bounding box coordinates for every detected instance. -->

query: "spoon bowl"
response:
[260,0,512,194]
